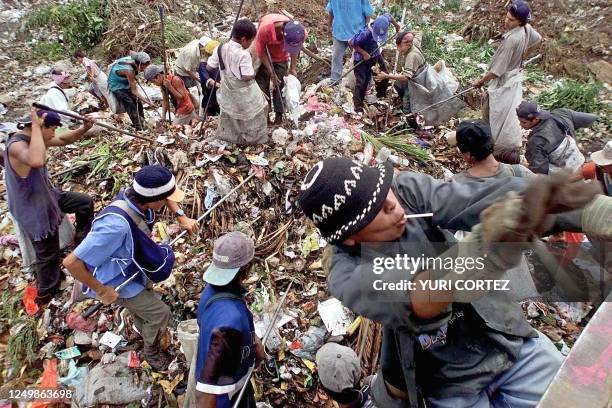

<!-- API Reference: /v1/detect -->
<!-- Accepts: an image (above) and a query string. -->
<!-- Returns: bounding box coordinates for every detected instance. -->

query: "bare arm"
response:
[47,117,95,147]
[63,254,118,304]
[473,71,498,87]
[328,12,333,31]
[122,69,151,105]
[289,52,298,76]
[10,111,47,169]
[411,270,453,319]
[353,45,371,60]
[196,392,217,408]
[164,77,185,101]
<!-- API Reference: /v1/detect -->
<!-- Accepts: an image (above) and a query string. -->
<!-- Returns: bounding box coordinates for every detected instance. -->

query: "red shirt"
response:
[166,74,194,115]
[256,14,290,63]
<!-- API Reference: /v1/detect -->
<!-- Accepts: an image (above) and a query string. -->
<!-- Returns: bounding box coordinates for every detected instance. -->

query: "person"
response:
[144,65,197,126]
[175,36,220,90]
[453,120,534,182]
[63,165,198,370]
[574,141,612,196]
[326,0,374,84]
[375,31,425,113]
[517,100,597,175]
[494,147,523,165]
[73,50,109,109]
[199,54,221,117]
[349,13,400,113]
[207,19,269,145]
[316,342,375,407]
[4,109,95,305]
[297,157,603,407]
[254,14,306,125]
[40,63,76,114]
[195,231,264,408]
[473,0,541,150]
[107,52,153,130]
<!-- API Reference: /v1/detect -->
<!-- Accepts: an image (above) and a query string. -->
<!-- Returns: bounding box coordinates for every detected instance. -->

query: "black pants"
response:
[199,63,220,116]
[32,191,94,300]
[255,61,288,114]
[394,81,411,113]
[353,55,389,112]
[113,89,145,130]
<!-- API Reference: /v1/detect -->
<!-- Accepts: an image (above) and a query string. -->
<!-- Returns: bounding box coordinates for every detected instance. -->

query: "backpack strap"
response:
[51,85,70,104]
[108,199,151,235]
[216,43,226,72]
[203,291,243,310]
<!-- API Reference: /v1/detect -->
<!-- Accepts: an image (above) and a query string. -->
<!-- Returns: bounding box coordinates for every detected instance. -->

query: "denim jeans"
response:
[331,38,349,82]
[427,331,563,408]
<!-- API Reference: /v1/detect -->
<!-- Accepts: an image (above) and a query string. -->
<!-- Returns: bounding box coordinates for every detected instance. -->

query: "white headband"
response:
[133,174,176,197]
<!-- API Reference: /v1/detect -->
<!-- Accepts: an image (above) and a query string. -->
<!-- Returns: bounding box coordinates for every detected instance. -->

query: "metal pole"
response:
[393,7,407,74]
[413,86,475,115]
[32,102,155,143]
[232,280,294,408]
[265,45,289,127]
[340,31,399,81]
[158,4,172,122]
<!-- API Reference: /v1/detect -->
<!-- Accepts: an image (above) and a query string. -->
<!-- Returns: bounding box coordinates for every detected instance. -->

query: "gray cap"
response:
[132,51,151,65]
[144,65,164,82]
[203,231,255,286]
[315,343,361,393]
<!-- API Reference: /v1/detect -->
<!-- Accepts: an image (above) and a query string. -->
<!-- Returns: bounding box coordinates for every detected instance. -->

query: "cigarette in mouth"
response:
[404,212,434,219]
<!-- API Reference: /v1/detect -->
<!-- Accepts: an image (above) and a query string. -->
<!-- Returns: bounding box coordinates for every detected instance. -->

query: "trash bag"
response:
[74,352,148,407]
[24,284,39,316]
[283,74,301,127]
[32,359,58,408]
[486,69,523,148]
[289,326,326,361]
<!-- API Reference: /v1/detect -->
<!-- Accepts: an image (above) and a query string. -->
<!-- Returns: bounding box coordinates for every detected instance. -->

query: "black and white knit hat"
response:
[298,157,394,244]
[132,165,185,203]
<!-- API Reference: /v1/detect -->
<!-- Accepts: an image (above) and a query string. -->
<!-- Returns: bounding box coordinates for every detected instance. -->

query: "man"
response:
[73,50,109,110]
[207,19,268,145]
[199,55,220,117]
[453,120,534,182]
[375,31,425,113]
[40,63,76,114]
[175,36,219,90]
[316,342,375,407]
[254,14,306,125]
[349,13,400,113]
[195,231,264,408]
[298,157,604,407]
[473,0,541,150]
[574,141,612,196]
[326,0,373,84]
[107,52,153,130]
[63,165,197,370]
[144,65,197,126]
[4,109,95,305]
[518,100,597,175]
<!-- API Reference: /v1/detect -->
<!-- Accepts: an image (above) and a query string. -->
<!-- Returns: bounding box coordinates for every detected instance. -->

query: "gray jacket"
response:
[328,172,581,403]
[526,109,598,174]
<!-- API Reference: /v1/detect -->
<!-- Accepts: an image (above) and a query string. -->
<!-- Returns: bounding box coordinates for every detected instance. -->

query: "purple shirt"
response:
[350,13,392,62]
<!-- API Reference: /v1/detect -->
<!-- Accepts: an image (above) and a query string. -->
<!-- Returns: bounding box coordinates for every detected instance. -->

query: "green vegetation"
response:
[26,0,110,51]
[7,318,40,372]
[33,41,66,61]
[537,79,604,113]
[444,0,461,12]
[362,132,431,164]
[165,19,193,49]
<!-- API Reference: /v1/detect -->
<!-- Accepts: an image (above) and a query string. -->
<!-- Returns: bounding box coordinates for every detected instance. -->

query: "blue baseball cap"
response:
[371,15,391,43]
[509,0,532,24]
[203,231,255,286]
[284,21,306,54]
[16,109,62,128]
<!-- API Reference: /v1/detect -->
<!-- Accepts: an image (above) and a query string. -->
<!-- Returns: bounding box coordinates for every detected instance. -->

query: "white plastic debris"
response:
[272,128,290,145]
[283,74,301,127]
[317,298,353,336]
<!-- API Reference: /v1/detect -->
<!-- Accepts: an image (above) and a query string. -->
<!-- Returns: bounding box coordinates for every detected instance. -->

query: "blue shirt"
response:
[326,0,374,42]
[108,56,134,92]
[74,196,153,299]
[350,13,392,62]
[195,283,256,407]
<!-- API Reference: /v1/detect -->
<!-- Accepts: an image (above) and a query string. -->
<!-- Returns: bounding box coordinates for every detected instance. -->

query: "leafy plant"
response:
[165,19,193,49]
[7,317,39,372]
[34,41,66,61]
[0,291,21,321]
[537,79,603,113]
[444,0,461,12]
[362,132,431,163]
[26,0,110,51]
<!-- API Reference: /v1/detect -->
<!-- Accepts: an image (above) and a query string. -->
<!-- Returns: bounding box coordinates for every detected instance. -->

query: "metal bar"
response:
[413,86,475,115]
[32,102,155,143]
[158,4,172,122]
[265,45,289,127]
[339,31,399,81]
[393,7,407,74]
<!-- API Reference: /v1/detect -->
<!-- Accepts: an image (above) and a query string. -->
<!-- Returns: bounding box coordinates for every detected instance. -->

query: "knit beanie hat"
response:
[132,165,185,203]
[298,157,394,244]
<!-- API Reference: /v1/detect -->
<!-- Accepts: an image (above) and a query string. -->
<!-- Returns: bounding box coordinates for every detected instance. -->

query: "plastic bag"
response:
[24,284,39,316]
[31,359,58,408]
[283,74,301,127]
[289,326,327,361]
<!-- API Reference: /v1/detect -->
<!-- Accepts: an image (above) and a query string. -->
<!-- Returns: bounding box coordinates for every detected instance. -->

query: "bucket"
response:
[177,319,199,367]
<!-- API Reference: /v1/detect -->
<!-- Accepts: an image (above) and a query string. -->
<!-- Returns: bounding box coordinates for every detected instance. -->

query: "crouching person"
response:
[63,165,198,370]
[207,19,269,145]
[144,65,198,126]
[196,231,264,407]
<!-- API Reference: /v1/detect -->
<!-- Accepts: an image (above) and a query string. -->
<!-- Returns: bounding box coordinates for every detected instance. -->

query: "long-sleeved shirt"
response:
[350,13,393,62]
[488,24,541,77]
[399,36,425,78]
[526,108,598,174]
[175,39,202,77]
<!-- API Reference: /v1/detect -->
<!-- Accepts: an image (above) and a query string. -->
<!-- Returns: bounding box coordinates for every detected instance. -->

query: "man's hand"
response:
[162,78,172,88]
[31,109,46,128]
[272,74,282,88]
[82,114,96,130]
[361,51,371,61]
[178,216,198,234]
[472,78,485,88]
[289,68,297,77]
[97,285,119,305]
[375,72,388,82]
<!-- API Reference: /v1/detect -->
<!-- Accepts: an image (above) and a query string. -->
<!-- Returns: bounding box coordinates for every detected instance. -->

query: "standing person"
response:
[144,65,197,126]
[175,36,220,109]
[4,109,95,305]
[195,231,264,408]
[40,63,76,114]
[207,19,269,145]
[517,101,597,175]
[349,13,400,113]
[375,31,425,113]
[198,58,220,117]
[573,141,612,196]
[453,120,534,182]
[254,14,306,125]
[473,0,541,150]
[326,0,374,84]
[297,157,602,407]
[73,50,109,109]
[107,52,153,130]
[63,165,198,370]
